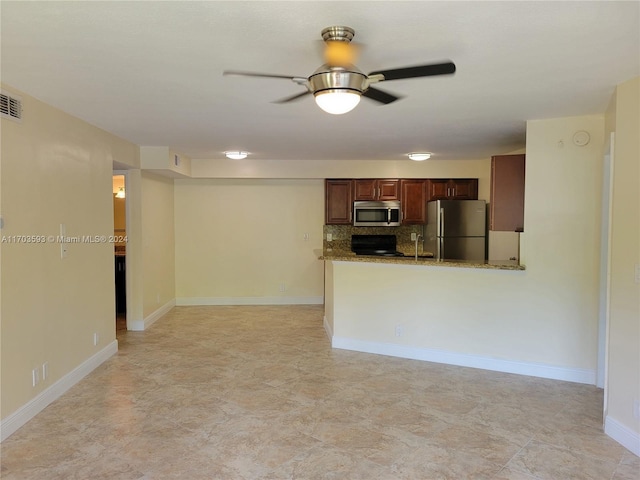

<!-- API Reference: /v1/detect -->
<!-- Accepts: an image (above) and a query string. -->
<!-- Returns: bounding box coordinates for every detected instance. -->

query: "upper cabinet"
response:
[326,177,480,225]
[400,179,427,224]
[427,179,478,201]
[490,154,525,232]
[325,179,354,225]
[354,179,400,201]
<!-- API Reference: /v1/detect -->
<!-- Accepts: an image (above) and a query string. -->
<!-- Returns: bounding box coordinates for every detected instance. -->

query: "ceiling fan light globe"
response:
[314,90,361,115]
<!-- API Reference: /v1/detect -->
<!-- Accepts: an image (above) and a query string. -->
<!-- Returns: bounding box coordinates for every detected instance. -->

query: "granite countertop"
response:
[318,250,525,271]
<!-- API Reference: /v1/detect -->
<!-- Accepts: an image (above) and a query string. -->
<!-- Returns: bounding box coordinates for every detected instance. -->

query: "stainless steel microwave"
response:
[353,201,402,227]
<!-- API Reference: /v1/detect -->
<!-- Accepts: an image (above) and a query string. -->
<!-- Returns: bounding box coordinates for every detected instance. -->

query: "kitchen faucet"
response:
[415,233,423,261]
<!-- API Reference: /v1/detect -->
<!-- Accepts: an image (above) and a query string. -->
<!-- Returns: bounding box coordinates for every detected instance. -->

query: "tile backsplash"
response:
[323,224,426,256]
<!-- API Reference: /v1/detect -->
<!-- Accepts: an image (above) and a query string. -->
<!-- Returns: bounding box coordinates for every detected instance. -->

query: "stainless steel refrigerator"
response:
[425,200,487,261]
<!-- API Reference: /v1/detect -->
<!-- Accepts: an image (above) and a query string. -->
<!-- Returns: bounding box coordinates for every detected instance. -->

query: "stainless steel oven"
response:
[353,201,402,227]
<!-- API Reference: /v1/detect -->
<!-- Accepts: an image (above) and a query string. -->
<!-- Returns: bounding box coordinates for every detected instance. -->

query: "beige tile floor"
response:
[1,305,638,479]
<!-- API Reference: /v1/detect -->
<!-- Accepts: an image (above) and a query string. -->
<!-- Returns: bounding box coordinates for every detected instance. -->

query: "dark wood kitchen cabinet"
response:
[354,179,400,201]
[325,179,353,225]
[490,154,525,231]
[427,179,478,201]
[400,179,427,224]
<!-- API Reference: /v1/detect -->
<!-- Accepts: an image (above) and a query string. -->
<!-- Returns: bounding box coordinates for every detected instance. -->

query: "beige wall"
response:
[141,172,175,320]
[328,114,605,379]
[0,85,139,420]
[605,77,640,447]
[174,179,325,304]
[191,157,492,198]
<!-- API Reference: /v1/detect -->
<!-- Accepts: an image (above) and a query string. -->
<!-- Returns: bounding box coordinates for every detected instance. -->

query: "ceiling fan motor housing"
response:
[321,26,355,43]
[309,66,368,95]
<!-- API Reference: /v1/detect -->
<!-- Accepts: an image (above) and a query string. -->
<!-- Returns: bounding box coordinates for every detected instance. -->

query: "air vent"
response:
[1,91,22,121]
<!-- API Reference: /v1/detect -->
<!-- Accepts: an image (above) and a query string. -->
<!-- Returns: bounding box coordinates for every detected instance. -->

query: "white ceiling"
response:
[1,1,638,162]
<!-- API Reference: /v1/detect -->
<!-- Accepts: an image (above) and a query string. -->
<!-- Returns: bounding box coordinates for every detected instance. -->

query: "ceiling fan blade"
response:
[223,70,301,80]
[272,91,311,104]
[368,62,456,81]
[362,87,401,105]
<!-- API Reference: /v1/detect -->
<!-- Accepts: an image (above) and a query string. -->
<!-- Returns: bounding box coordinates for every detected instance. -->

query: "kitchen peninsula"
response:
[320,224,540,389]
[320,253,565,388]
[320,251,524,270]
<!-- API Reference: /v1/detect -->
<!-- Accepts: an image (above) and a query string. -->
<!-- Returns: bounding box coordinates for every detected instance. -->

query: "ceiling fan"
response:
[223,26,456,115]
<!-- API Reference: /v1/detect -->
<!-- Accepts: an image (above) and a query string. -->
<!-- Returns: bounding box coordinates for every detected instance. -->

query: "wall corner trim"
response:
[605,415,640,456]
[0,340,118,442]
[143,299,176,330]
[323,315,333,340]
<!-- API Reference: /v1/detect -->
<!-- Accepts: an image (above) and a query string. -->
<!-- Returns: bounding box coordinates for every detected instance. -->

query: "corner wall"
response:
[139,171,175,329]
[0,85,139,435]
[174,179,325,305]
[604,76,640,455]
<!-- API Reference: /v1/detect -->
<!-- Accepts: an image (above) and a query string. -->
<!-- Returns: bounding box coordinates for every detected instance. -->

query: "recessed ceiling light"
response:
[407,152,431,161]
[225,151,249,160]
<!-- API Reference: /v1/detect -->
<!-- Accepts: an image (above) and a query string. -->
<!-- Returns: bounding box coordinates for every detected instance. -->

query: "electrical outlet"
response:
[32,368,40,387]
[395,325,403,337]
[635,264,640,284]
[93,333,99,346]
[303,233,310,241]
[326,233,332,242]
[279,283,286,292]
[411,233,417,241]
[634,400,640,419]
[42,362,49,381]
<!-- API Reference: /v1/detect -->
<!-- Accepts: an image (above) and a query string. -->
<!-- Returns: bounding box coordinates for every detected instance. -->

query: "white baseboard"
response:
[1,340,118,442]
[332,336,596,385]
[176,296,324,306]
[605,415,640,456]
[128,299,176,331]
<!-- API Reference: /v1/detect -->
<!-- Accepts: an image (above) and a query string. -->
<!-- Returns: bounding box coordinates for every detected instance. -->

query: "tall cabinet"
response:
[490,154,526,231]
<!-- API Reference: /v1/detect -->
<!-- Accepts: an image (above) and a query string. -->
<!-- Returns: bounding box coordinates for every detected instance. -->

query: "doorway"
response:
[113,174,127,332]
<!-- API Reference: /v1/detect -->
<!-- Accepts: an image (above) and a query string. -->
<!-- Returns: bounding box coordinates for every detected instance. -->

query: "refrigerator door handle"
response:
[440,207,445,237]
